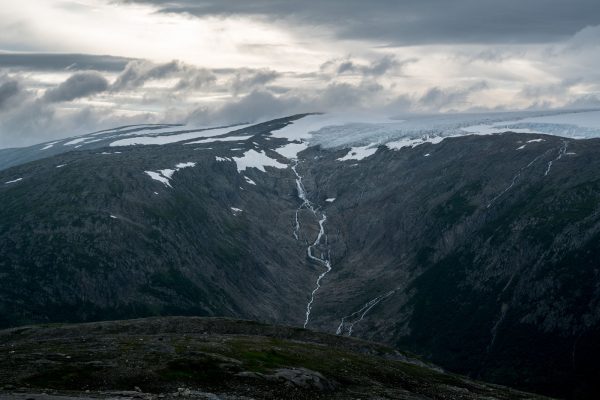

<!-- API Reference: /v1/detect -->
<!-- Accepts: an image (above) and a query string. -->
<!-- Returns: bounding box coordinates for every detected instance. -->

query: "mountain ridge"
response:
[2,114,600,398]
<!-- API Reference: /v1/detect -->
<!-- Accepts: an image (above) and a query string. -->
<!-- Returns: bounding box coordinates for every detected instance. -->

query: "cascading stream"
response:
[336,289,398,336]
[291,161,333,329]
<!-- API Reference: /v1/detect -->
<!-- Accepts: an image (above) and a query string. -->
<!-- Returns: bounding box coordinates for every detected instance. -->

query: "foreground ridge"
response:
[0,317,552,400]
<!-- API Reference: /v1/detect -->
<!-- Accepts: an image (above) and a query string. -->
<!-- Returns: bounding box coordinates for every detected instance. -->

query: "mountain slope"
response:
[2,113,600,398]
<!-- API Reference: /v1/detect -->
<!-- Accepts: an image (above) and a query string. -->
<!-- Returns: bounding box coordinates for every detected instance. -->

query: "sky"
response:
[1,0,600,148]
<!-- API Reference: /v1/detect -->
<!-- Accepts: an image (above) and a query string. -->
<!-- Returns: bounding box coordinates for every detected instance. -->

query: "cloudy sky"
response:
[1,0,600,148]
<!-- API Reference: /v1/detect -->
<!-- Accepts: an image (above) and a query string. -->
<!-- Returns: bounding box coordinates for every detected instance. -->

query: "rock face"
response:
[1,115,600,398]
[0,316,549,400]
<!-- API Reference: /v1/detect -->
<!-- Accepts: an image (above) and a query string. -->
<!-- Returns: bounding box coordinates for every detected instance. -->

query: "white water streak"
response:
[291,161,333,328]
[544,140,568,176]
[336,289,398,336]
[486,151,548,208]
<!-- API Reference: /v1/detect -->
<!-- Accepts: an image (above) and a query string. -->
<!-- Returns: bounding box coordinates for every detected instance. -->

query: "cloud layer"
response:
[0,1,599,148]
[120,0,600,44]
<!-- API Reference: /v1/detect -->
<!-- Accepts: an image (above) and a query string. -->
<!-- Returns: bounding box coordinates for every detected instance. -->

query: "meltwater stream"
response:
[291,161,333,329]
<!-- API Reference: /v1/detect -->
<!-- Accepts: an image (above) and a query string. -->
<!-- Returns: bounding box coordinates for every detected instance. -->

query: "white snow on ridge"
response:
[145,171,172,187]
[215,156,231,162]
[185,135,253,145]
[232,150,288,172]
[175,162,195,169]
[285,109,600,158]
[110,124,252,147]
[41,141,58,150]
[462,110,600,138]
[385,135,446,151]
[63,138,87,146]
[144,161,196,187]
[274,141,309,159]
[337,144,379,161]
[4,178,23,184]
[244,176,256,185]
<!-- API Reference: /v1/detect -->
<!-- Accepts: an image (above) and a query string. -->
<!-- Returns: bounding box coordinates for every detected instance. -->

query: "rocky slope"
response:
[0,316,551,400]
[1,113,600,398]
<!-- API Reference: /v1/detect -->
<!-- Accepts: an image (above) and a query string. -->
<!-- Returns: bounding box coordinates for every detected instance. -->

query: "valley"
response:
[2,111,600,399]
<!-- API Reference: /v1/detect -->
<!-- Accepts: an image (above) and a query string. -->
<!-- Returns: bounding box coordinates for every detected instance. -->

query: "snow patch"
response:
[110,124,251,147]
[4,178,23,184]
[274,141,309,159]
[516,145,526,150]
[64,138,87,146]
[232,150,287,172]
[144,161,196,187]
[185,135,253,145]
[337,144,378,161]
[325,198,336,203]
[215,156,231,162]
[230,207,243,215]
[244,176,256,185]
[56,164,67,168]
[41,141,58,150]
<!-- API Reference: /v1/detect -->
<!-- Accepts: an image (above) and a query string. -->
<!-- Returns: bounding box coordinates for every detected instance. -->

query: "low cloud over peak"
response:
[44,72,109,103]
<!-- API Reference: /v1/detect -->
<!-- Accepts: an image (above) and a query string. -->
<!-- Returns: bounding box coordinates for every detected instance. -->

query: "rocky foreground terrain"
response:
[0,317,551,400]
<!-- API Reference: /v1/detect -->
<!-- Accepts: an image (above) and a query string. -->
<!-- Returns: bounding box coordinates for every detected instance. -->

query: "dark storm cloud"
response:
[118,0,600,44]
[43,72,109,102]
[0,53,134,71]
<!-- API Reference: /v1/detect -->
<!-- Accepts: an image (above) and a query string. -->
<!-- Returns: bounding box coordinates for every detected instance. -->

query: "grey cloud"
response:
[230,69,280,95]
[564,94,600,109]
[187,90,303,126]
[419,82,489,111]
[112,60,218,92]
[0,80,20,109]
[320,56,414,77]
[43,72,109,103]
[319,81,383,109]
[187,80,386,126]
[519,79,581,99]
[112,60,181,90]
[0,95,158,148]
[118,0,600,45]
[174,69,217,91]
[0,53,134,71]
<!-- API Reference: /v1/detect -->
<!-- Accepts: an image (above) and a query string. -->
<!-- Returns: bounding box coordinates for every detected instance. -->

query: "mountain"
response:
[2,111,600,399]
[0,316,551,400]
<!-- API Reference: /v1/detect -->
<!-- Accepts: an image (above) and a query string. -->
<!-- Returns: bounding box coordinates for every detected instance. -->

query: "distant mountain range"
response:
[2,110,600,399]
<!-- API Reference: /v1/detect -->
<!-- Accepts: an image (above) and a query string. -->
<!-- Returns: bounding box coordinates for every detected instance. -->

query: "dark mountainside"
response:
[1,115,600,399]
[0,316,552,400]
